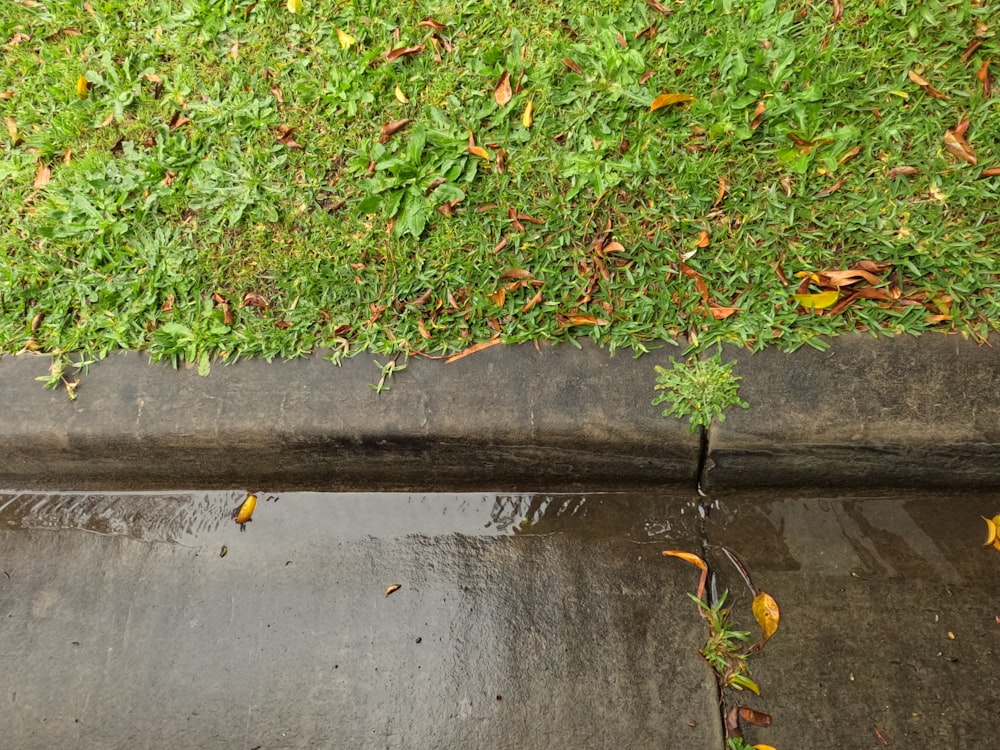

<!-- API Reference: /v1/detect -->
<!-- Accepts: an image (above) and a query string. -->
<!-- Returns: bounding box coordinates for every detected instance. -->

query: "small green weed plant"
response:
[691,591,760,695]
[653,354,749,432]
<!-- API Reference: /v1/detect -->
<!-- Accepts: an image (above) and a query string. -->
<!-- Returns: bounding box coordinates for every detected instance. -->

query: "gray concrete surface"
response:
[0,342,700,492]
[2,333,998,492]
[0,491,720,750]
[704,489,1000,748]
[703,333,1000,490]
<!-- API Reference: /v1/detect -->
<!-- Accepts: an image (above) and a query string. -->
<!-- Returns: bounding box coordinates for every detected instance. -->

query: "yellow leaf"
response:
[286,0,302,13]
[650,93,696,111]
[794,290,839,310]
[754,745,779,750]
[522,100,534,128]
[5,115,16,140]
[468,144,490,161]
[662,550,707,571]
[336,27,355,49]
[235,493,257,526]
[385,584,401,597]
[394,84,409,104]
[984,516,999,547]
[752,591,780,642]
[76,74,89,99]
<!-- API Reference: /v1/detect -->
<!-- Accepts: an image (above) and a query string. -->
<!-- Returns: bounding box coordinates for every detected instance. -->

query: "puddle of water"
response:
[0,490,703,549]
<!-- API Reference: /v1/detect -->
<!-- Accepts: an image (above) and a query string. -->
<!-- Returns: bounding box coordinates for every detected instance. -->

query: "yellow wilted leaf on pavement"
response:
[663,550,708,600]
[794,290,839,310]
[984,516,998,546]
[754,745,779,750]
[752,591,780,642]
[336,28,355,49]
[235,493,257,529]
[650,93,696,110]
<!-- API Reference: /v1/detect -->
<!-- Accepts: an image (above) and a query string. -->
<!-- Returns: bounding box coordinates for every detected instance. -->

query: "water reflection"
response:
[0,490,700,547]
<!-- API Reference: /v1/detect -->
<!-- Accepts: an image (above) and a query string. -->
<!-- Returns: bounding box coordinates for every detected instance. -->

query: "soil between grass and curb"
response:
[0,332,997,491]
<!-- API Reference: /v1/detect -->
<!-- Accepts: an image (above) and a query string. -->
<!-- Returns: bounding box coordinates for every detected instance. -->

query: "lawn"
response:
[1,0,997,385]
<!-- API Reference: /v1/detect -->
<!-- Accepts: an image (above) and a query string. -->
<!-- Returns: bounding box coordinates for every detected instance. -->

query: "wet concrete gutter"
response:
[0,333,997,491]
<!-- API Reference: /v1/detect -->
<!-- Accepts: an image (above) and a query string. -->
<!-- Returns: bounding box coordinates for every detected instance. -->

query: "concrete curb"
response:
[0,341,699,491]
[1,333,997,491]
[703,333,1000,490]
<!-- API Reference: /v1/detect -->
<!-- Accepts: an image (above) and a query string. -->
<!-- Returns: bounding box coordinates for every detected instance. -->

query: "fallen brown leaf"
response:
[830,0,844,23]
[242,290,270,309]
[383,44,424,62]
[0,90,13,100]
[709,306,740,320]
[838,145,863,165]
[445,339,501,363]
[494,70,512,106]
[738,707,773,727]
[663,550,709,601]
[908,69,949,99]
[417,17,446,30]
[33,163,51,189]
[696,230,710,248]
[943,122,977,165]
[499,269,534,280]
[385,584,401,597]
[750,100,766,130]
[976,59,991,98]
[639,70,654,85]
[814,178,845,199]
[647,0,672,15]
[981,166,1000,177]
[5,115,16,141]
[379,118,411,143]
[712,176,728,208]
[886,165,919,178]
[562,58,583,75]
[961,39,982,64]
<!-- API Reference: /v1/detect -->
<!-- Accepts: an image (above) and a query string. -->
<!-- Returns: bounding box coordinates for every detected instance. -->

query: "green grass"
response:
[2,0,998,377]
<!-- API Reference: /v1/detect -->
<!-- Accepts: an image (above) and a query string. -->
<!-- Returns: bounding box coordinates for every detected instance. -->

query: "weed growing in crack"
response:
[690,591,760,695]
[653,353,749,432]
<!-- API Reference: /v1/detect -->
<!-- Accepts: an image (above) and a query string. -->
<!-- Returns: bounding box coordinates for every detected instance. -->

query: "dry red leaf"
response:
[562,58,583,75]
[383,44,424,62]
[981,166,1000,177]
[976,59,992,97]
[507,207,525,232]
[738,707,773,727]
[379,118,411,143]
[494,70,512,106]
[639,70,654,85]
[635,23,657,41]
